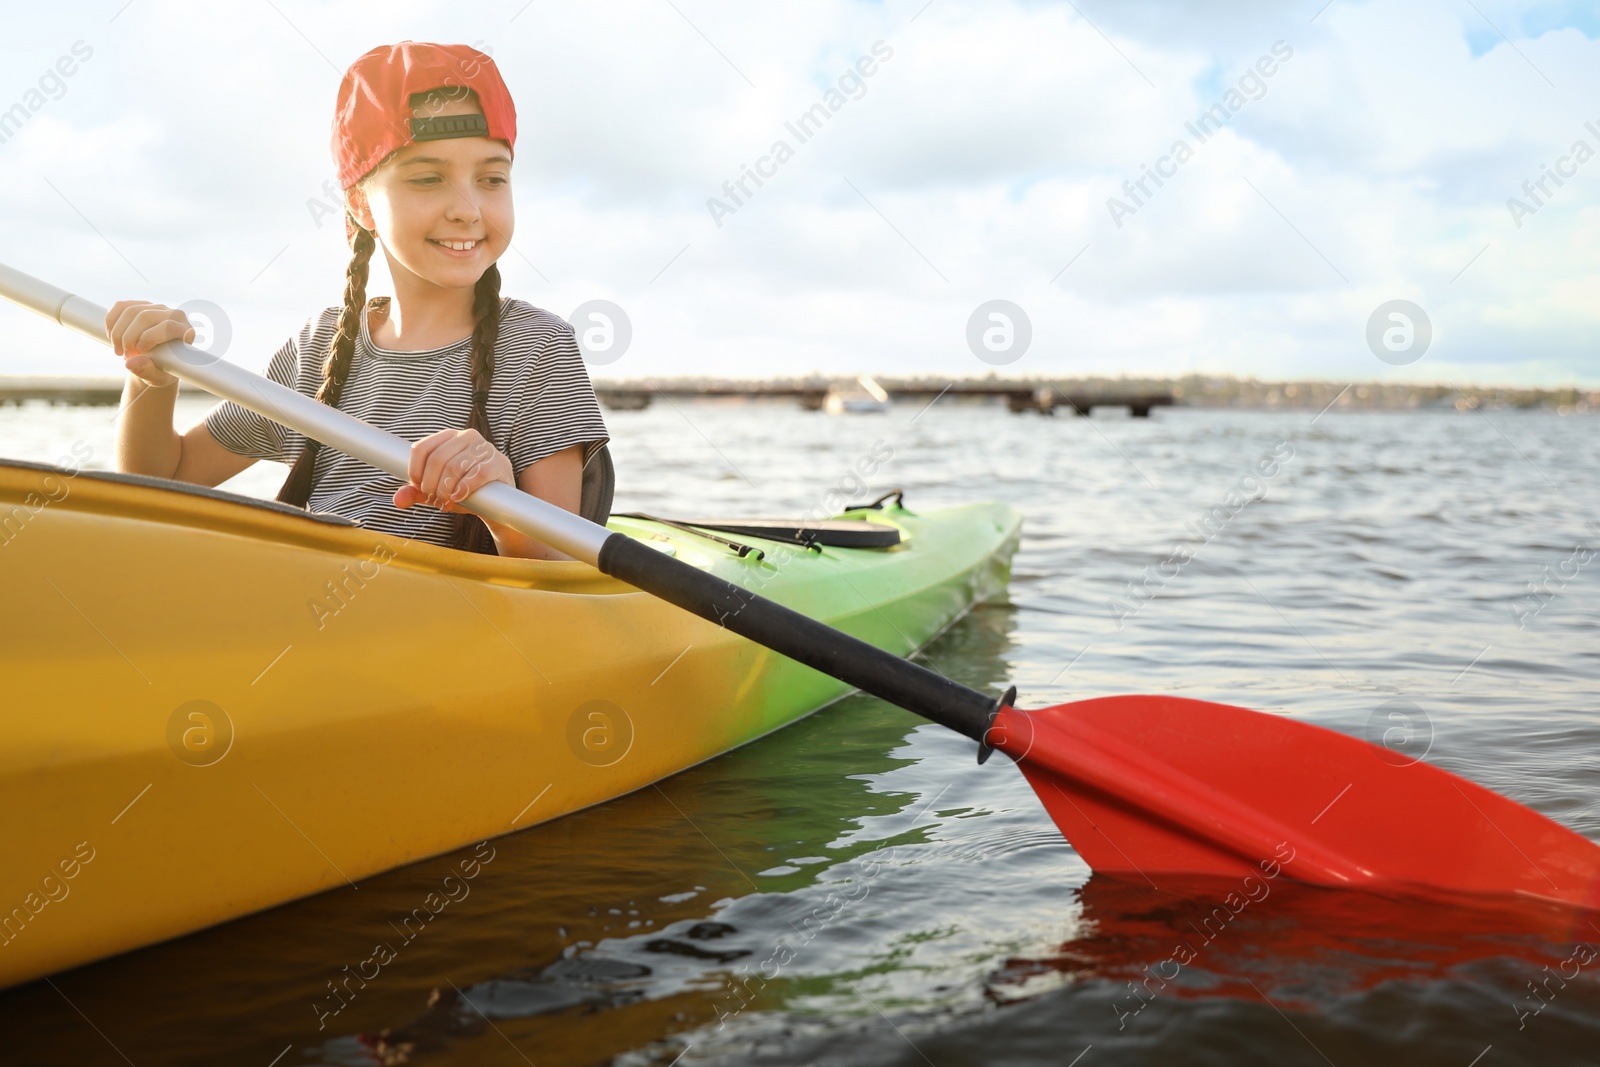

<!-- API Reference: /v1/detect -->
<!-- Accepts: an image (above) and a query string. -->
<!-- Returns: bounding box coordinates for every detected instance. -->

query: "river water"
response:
[3,396,1598,1065]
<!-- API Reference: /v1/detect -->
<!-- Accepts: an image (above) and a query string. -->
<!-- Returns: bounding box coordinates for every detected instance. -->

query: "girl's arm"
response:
[107,300,258,487]
[489,445,583,560]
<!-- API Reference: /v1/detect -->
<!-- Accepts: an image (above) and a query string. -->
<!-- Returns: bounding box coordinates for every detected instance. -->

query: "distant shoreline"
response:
[1,374,1593,413]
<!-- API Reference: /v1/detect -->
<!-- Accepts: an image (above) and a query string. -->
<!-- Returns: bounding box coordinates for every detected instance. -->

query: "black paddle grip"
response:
[597,534,1000,742]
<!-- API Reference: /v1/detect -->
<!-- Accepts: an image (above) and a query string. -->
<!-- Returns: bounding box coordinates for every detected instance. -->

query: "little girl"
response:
[106,41,607,559]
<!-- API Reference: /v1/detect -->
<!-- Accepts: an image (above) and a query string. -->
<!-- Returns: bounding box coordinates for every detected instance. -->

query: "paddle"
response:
[5,260,1599,911]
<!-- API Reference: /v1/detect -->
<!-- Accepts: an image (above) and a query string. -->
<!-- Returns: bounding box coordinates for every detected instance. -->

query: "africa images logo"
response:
[706,41,895,227]
[0,41,94,148]
[1106,41,1294,228]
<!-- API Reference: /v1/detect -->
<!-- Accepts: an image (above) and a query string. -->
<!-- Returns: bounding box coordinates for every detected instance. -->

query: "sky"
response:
[0,0,1596,386]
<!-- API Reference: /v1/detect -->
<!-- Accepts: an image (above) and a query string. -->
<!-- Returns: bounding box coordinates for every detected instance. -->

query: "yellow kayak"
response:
[0,458,1020,988]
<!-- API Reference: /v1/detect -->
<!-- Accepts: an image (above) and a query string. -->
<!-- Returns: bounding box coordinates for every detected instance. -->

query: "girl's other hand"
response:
[105,301,194,388]
[394,428,514,512]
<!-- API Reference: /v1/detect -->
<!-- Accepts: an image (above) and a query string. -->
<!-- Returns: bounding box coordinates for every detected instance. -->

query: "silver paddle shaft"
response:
[0,260,612,564]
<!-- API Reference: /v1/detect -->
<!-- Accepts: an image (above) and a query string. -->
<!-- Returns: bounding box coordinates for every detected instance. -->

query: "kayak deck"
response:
[0,459,1021,988]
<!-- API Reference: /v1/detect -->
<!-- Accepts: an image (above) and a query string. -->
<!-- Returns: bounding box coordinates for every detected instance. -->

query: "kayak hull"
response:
[0,460,1020,988]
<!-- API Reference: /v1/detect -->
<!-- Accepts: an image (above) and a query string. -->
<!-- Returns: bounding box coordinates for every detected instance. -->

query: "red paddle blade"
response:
[988,695,1600,908]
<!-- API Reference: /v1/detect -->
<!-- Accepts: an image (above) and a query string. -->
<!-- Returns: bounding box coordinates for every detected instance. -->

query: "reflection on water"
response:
[989,874,1599,1013]
[3,399,1599,1065]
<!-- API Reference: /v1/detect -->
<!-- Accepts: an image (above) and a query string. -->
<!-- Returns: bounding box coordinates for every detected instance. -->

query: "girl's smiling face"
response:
[346,91,514,292]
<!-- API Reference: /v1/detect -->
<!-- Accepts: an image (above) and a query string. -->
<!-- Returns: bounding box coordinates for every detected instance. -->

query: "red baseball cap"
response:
[331,41,517,194]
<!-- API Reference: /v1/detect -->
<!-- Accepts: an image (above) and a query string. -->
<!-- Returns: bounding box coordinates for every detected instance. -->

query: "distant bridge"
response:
[595,382,1176,416]
[0,377,1176,417]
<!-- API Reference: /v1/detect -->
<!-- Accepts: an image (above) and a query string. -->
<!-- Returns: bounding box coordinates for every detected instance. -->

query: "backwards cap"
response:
[331,41,517,239]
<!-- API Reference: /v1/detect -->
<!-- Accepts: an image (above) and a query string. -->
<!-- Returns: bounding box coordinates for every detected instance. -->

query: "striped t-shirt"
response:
[204,296,609,548]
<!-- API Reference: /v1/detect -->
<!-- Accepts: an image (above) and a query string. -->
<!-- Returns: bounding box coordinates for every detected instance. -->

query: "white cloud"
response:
[0,0,1596,389]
